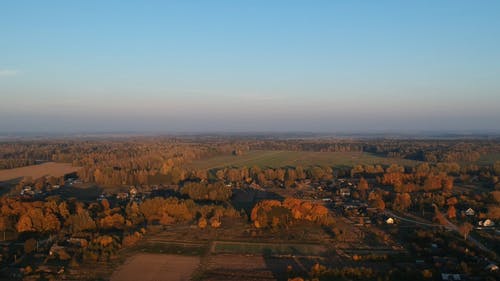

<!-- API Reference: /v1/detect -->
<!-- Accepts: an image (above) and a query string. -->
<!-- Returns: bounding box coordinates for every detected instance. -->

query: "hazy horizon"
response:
[1,1,500,133]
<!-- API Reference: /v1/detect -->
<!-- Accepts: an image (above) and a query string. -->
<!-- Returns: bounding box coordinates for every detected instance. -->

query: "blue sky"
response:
[1,0,500,133]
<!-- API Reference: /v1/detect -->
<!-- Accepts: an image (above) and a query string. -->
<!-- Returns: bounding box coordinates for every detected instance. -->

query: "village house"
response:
[339,188,351,197]
[129,186,138,197]
[116,192,129,200]
[464,208,475,216]
[485,263,499,272]
[441,273,461,281]
[479,219,495,227]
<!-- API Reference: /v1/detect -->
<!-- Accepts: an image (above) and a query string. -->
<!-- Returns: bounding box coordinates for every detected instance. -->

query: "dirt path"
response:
[110,253,200,281]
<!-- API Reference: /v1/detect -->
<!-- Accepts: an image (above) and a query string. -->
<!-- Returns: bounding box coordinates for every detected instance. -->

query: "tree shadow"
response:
[231,188,284,215]
[56,184,103,202]
[0,177,24,196]
[263,252,313,281]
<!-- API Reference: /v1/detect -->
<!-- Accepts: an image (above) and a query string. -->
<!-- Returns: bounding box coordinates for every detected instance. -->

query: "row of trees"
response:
[0,194,242,237]
[250,198,331,229]
[181,182,232,201]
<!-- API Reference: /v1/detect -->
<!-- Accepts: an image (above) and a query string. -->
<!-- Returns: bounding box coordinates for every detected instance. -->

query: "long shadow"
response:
[0,177,25,196]
[231,188,284,215]
[263,250,313,281]
[56,184,104,202]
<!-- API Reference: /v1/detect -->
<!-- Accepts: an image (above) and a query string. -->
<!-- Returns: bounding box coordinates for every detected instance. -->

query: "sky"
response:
[1,0,500,133]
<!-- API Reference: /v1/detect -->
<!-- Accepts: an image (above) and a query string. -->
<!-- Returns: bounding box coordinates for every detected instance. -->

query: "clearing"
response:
[186,150,420,169]
[0,162,80,182]
[110,253,200,281]
[477,152,500,165]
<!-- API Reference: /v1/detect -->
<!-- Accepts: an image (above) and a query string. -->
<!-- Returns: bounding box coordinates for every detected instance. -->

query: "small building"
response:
[49,245,71,260]
[441,273,461,281]
[20,186,35,196]
[339,188,351,197]
[482,219,495,227]
[116,192,129,200]
[129,186,138,197]
[249,183,262,190]
[485,264,499,272]
[464,208,475,216]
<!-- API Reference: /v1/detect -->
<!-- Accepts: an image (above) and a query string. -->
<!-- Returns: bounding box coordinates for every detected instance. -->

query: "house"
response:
[116,192,129,200]
[49,245,71,260]
[485,263,499,272]
[441,273,461,281]
[339,188,351,197]
[67,238,88,248]
[20,186,35,196]
[129,186,138,197]
[249,183,262,190]
[482,219,495,227]
[464,208,475,216]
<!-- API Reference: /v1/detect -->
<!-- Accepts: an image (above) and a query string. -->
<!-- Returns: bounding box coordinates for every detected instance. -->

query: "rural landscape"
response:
[0,136,499,280]
[2,0,500,280]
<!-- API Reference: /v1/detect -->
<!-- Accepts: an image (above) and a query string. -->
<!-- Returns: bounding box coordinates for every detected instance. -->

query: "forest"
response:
[0,136,499,280]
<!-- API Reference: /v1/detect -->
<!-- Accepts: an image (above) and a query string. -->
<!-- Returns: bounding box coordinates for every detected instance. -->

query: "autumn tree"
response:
[393,193,412,212]
[99,213,125,230]
[459,222,473,240]
[447,205,456,219]
[66,210,97,233]
[358,178,369,200]
[24,238,37,254]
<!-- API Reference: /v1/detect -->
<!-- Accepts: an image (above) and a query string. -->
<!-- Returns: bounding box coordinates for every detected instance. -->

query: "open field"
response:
[110,253,200,281]
[186,150,420,169]
[201,254,316,281]
[477,152,500,165]
[0,162,80,182]
[213,241,326,256]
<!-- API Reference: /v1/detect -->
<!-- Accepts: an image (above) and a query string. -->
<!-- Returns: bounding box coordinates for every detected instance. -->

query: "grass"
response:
[137,242,207,256]
[213,241,325,256]
[186,150,420,169]
[477,153,500,165]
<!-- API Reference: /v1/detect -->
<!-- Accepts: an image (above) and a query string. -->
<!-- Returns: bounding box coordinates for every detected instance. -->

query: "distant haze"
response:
[1,1,499,133]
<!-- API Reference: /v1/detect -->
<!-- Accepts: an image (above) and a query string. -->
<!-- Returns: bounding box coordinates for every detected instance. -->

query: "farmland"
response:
[0,162,80,182]
[477,152,500,165]
[0,137,498,281]
[186,150,420,169]
[213,241,326,256]
[110,254,200,281]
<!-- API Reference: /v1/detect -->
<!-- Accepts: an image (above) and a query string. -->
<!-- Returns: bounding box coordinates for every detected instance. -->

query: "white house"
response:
[464,208,475,216]
[485,264,499,272]
[483,219,495,227]
[441,273,461,281]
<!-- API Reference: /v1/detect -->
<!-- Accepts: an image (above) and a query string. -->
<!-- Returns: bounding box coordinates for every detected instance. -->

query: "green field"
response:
[137,242,207,256]
[213,241,325,256]
[186,150,420,169]
[477,153,500,165]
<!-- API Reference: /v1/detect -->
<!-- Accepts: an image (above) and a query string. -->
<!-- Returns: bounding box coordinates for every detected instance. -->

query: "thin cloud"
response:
[0,69,19,76]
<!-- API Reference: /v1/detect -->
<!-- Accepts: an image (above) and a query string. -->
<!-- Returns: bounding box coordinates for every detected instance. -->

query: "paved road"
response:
[383,209,441,228]
[384,208,494,257]
[430,205,492,254]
